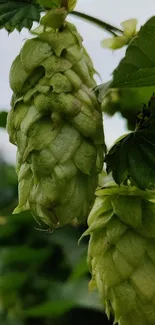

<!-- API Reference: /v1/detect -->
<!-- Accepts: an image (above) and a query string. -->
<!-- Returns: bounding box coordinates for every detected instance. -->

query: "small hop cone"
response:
[85,182,155,325]
[7,21,104,229]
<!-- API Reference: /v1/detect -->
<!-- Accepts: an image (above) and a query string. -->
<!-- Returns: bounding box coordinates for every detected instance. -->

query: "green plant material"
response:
[0,163,17,211]
[7,21,104,229]
[101,18,137,50]
[0,0,41,32]
[40,8,67,29]
[71,11,123,36]
[24,278,102,318]
[101,36,129,50]
[97,85,155,130]
[0,163,101,323]
[112,16,155,88]
[0,111,8,128]
[38,0,77,11]
[67,0,77,12]
[37,0,61,9]
[105,95,155,189]
[121,19,137,37]
[84,181,155,325]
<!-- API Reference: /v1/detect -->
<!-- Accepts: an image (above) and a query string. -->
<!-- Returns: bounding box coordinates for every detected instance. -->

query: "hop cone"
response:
[85,182,155,325]
[7,21,104,228]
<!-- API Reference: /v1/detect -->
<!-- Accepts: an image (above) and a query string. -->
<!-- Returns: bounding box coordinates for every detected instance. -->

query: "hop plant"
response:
[6,19,104,229]
[85,182,155,325]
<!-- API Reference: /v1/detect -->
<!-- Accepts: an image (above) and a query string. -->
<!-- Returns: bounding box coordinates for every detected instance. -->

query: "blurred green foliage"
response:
[0,154,112,324]
[99,86,155,130]
[0,112,7,128]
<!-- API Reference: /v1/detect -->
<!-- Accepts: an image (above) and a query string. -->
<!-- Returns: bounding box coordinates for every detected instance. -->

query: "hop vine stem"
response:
[70,11,123,36]
[40,7,123,36]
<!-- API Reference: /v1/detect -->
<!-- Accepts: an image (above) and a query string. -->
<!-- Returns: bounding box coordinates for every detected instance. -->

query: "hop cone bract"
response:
[7,22,104,228]
[85,183,155,325]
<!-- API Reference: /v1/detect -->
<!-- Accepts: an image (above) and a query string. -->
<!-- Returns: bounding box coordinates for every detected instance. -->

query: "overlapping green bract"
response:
[7,21,104,228]
[85,182,155,325]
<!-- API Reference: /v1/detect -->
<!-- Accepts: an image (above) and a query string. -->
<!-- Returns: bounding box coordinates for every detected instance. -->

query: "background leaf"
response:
[100,86,155,130]
[0,0,41,32]
[0,161,108,324]
[112,16,155,88]
[24,278,102,318]
[0,111,7,128]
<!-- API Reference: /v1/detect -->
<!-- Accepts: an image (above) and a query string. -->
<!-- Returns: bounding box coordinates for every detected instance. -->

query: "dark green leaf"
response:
[0,246,50,265]
[50,227,87,267]
[24,278,102,317]
[112,16,155,88]
[24,300,74,317]
[69,256,88,281]
[37,0,61,9]
[106,113,155,189]
[0,0,41,32]
[0,111,7,128]
[0,272,27,291]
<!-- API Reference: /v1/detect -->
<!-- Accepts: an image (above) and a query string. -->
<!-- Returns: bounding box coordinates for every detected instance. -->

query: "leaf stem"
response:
[70,11,123,36]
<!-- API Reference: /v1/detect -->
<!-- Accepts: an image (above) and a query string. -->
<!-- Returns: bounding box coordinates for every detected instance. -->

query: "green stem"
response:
[70,11,123,36]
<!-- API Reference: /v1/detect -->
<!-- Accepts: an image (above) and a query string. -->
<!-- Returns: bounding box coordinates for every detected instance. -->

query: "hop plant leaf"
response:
[37,0,61,9]
[7,21,105,229]
[112,16,155,88]
[105,96,155,189]
[0,0,41,32]
[84,182,155,325]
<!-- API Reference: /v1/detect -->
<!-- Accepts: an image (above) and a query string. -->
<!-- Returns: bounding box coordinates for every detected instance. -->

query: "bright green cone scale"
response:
[7,21,104,228]
[85,182,155,325]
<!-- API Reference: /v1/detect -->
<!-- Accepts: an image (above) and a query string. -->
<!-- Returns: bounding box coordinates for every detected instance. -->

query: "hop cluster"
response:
[85,183,155,325]
[7,22,104,228]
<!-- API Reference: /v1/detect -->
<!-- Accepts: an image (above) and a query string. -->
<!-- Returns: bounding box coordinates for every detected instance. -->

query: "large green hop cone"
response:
[85,182,155,325]
[7,21,104,228]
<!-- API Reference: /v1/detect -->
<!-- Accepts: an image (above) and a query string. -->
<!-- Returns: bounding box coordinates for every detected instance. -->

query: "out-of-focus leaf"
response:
[24,278,102,318]
[0,163,17,210]
[24,300,74,317]
[101,86,155,130]
[0,0,41,32]
[112,16,155,88]
[62,279,102,311]
[0,162,103,323]
[69,256,88,281]
[50,227,87,267]
[0,111,7,128]
[0,272,27,291]
[0,246,50,265]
